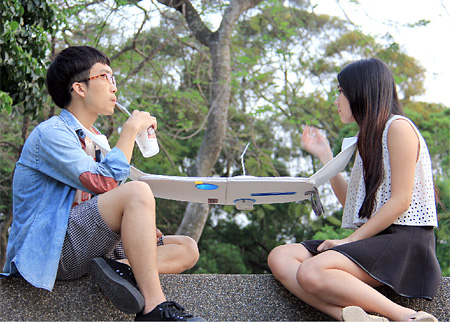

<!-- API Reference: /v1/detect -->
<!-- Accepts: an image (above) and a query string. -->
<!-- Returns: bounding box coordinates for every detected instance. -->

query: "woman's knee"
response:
[268,245,292,278]
[267,245,282,269]
[296,259,324,294]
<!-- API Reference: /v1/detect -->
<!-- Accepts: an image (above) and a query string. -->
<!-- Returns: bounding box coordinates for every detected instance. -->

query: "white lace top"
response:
[341,115,438,229]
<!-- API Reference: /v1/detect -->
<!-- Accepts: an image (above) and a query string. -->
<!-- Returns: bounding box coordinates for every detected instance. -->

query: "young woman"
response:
[268,58,441,322]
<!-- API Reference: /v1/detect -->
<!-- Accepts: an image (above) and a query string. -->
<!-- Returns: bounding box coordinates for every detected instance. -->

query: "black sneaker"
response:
[89,257,145,314]
[135,301,206,321]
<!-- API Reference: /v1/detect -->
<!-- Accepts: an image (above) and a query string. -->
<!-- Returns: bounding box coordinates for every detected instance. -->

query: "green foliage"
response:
[194,241,250,274]
[1,0,449,276]
[189,201,316,274]
[403,102,450,176]
[0,1,64,260]
[0,91,13,113]
[312,225,352,241]
[406,19,430,28]
[0,122,19,214]
[435,177,450,276]
[0,0,63,115]
[67,0,450,276]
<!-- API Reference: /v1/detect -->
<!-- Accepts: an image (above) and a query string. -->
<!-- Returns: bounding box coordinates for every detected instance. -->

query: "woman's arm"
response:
[318,119,419,250]
[347,119,419,240]
[301,125,349,206]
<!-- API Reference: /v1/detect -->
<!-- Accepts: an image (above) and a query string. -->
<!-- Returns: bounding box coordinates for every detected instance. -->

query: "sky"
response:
[128,0,450,106]
[311,0,450,106]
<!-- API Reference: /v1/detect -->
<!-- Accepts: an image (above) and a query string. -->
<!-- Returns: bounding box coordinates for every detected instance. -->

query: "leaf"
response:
[406,19,430,28]
[9,20,20,31]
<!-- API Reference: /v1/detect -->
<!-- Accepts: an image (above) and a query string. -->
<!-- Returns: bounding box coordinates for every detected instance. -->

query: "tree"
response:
[435,177,450,276]
[155,0,264,241]
[2,0,449,275]
[0,0,61,114]
[0,0,63,268]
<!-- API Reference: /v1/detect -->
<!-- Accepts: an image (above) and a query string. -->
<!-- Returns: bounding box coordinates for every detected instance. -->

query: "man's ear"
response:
[71,82,87,97]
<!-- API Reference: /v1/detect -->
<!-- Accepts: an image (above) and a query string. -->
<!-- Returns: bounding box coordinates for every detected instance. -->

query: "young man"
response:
[1,46,205,321]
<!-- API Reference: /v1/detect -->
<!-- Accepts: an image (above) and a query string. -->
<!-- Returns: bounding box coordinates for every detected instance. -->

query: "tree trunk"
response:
[0,210,13,269]
[158,0,263,241]
[0,114,31,267]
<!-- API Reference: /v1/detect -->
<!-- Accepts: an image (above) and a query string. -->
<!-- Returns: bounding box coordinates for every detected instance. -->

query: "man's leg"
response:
[119,235,199,274]
[156,236,199,274]
[97,181,165,314]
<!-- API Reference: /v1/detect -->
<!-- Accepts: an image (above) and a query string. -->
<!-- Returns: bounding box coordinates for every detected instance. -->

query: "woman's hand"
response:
[302,125,349,206]
[301,125,333,164]
[156,228,163,238]
[317,238,352,252]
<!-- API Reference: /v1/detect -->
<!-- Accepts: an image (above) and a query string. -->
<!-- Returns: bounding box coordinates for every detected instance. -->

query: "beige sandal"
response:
[341,306,389,322]
[408,311,439,322]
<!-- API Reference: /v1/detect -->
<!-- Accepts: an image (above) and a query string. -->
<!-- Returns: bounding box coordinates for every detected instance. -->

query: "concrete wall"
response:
[1,275,449,321]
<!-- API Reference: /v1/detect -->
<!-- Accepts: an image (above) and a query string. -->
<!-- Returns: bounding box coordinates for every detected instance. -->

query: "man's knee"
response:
[162,235,199,271]
[122,181,155,205]
[180,236,199,269]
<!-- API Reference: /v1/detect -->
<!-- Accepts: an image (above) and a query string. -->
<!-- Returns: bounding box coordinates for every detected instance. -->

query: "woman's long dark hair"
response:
[337,58,404,219]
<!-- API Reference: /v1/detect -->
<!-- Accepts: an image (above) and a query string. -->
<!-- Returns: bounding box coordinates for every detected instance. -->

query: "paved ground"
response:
[1,274,449,321]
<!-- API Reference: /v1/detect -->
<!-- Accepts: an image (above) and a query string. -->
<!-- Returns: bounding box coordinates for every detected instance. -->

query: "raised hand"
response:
[301,125,333,164]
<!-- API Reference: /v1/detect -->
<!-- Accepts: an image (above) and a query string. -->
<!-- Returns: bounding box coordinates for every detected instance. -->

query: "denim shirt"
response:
[1,109,130,291]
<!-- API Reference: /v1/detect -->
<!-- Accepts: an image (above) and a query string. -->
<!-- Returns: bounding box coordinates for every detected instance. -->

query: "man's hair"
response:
[46,46,111,108]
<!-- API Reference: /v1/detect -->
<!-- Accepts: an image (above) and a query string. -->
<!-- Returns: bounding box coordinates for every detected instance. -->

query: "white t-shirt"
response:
[342,115,438,229]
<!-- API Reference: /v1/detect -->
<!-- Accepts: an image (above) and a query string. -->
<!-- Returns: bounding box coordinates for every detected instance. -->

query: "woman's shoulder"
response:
[385,116,420,140]
[384,116,421,161]
[388,117,417,133]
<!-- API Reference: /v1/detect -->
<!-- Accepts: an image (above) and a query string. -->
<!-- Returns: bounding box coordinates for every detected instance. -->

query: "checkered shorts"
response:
[56,195,164,280]
[56,196,122,280]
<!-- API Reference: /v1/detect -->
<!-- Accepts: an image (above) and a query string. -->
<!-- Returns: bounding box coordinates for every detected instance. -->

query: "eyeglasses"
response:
[71,73,116,91]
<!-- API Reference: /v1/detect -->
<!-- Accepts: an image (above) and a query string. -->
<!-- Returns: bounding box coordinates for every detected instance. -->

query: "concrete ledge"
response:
[1,275,449,321]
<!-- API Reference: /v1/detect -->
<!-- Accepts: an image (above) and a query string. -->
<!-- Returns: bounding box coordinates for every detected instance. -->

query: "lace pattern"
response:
[342,115,438,229]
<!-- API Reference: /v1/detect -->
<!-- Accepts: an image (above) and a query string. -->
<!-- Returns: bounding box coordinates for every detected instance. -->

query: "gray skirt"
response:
[301,224,441,300]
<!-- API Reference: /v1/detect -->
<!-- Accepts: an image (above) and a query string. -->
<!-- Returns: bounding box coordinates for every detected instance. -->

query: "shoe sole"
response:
[411,311,439,322]
[89,258,145,314]
[341,306,388,322]
[341,306,370,322]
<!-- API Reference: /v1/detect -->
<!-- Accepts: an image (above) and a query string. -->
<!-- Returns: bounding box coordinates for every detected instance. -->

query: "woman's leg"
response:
[268,244,344,318]
[268,244,417,321]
